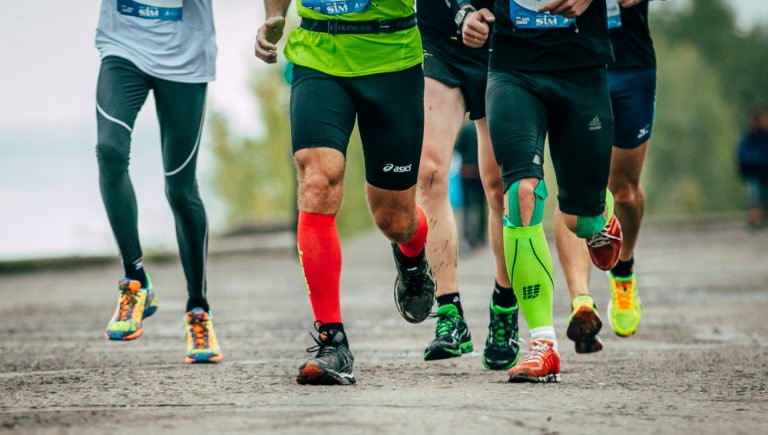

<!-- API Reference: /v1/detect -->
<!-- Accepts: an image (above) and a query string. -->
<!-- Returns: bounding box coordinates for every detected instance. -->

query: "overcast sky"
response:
[0,0,766,138]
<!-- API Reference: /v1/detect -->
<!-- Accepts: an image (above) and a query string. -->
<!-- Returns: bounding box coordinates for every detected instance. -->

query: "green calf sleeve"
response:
[575,190,615,239]
[504,179,548,228]
[503,222,554,330]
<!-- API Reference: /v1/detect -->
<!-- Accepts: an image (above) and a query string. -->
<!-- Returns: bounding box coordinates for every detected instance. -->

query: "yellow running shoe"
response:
[105,277,158,341]
[185,308,223,364]
[607,272,642,337]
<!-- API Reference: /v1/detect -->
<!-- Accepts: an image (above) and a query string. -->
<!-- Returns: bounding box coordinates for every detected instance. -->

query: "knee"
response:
[417,152,449,199]
[165,181,200,209]
[96,140,129,172]
[612,183,643,210]
[296,157,344,200]
[372,209,413,243]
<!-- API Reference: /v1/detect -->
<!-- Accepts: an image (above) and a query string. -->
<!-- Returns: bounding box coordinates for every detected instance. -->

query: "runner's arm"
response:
[255,0,290,63]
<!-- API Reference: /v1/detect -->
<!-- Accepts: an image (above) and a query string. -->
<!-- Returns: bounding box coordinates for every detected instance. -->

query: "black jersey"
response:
[608,0,656,69]
[416,0,494,43]
[490,0,613,71]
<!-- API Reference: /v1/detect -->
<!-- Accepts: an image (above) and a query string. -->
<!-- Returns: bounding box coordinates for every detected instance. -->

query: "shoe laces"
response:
[587,222,620,248]
[521,340,551,365]
[306,321,339,357]
[489,312,514,346]
[613,280,634,310]
[187,312,209,349]
[434,313,457,338]
[117,280,139,321]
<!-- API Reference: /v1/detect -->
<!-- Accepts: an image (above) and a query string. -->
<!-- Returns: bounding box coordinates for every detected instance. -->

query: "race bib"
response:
[606,0,622,29]
[510,0,574,29]
[117,0,183,21]
[301,0,371,16]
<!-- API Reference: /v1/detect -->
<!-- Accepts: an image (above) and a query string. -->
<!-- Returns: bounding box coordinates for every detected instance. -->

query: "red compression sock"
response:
[297,212,342,324]
[397,207,428,257]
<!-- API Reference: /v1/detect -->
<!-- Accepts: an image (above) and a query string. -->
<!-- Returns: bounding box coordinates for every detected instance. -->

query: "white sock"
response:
[529,326,558,352]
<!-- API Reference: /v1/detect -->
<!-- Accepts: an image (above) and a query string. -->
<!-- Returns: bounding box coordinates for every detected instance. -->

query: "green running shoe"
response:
[608,272,642,337]
[482,302,520,370]
[423,304,473,361]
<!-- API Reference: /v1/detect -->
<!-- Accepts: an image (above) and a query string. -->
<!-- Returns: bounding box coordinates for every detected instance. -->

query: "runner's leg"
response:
[95,56,151,284]
[153,78,210,312]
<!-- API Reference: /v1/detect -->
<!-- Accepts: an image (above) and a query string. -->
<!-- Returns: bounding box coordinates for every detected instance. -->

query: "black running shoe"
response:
[392,244,436,324]
[424,304,473,361]
[296,326,356,385]
[482,301,521,370]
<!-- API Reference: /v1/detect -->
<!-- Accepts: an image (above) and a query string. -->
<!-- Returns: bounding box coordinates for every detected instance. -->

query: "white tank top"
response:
[96,0,217,83]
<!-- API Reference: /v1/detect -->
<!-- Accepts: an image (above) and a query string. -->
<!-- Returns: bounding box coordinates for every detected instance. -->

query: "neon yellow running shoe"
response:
[185,308,223,364]
[607,273,642,337]
[105,276,158,341]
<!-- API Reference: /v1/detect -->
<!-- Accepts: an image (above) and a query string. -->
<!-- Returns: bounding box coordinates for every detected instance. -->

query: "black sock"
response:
[492,281,517,308]
[437,292,463,316]
[187,298,210,312]
[611,257,634,278]
[394,245,424,269]
[123,258,148,288]
[319,322,349,347]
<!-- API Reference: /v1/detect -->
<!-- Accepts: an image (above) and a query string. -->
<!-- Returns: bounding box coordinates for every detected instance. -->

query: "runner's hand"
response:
[255,16,286,64]
[462,8,495,49]
[539,0,593,18]
[617,0,643,7]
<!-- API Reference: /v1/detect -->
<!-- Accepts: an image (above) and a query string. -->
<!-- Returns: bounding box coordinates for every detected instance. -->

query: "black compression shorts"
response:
[422,37,489,120]
[486,66,614,217]
[290,64,425,191]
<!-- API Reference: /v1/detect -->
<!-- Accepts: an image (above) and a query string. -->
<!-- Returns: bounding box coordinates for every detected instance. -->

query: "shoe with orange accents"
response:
[185,308,223,364]
[507,340,561,383]
[105,277,158,341]
[607,272,642,337]
[567,294,603,354]
[586,215,623,271]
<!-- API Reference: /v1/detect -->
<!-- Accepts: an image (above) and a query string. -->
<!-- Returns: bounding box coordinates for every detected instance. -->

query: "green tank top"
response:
[284,0,423,77]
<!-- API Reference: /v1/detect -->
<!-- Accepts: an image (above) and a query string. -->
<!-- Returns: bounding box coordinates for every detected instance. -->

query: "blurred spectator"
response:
[455,122,487,250]
[737,106,768,227]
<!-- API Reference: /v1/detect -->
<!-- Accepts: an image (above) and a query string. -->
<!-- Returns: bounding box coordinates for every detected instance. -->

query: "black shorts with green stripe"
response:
[486,66,614,217]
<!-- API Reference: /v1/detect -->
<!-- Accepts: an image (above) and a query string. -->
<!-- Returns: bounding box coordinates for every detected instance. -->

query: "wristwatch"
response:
[454,4,477,30]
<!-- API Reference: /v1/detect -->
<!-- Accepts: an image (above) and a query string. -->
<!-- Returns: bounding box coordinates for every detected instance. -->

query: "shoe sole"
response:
[424,341,474,361]
[508,373,561,383]
[185,354,223,364]
[567,306,603,354]
[296,362,356,386]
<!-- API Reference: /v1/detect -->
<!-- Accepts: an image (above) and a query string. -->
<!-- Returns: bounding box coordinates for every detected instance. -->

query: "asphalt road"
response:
[2,219,767,434]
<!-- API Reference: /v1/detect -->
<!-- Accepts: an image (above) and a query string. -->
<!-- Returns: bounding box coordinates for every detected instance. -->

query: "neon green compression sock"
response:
[502,222,554,331]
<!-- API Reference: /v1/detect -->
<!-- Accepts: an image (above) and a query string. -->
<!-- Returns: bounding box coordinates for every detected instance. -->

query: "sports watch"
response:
[454,3,477,30]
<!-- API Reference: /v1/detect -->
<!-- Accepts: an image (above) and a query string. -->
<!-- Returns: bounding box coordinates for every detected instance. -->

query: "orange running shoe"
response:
[567,295,603,354]
[586,215,623,271]
[105,277,158,341]
[185,308,223,364]
[507,340,561,383]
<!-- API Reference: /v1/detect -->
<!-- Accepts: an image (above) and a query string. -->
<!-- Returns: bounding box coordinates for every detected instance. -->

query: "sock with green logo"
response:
[503,222,554,333]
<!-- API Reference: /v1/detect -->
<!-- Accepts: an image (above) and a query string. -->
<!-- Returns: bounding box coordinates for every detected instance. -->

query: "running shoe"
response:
[297,326,355,385]
[184,308,223,363]
[607,272,642,337]
[392,244,436,324]
[507,340,561,383]
[424,304,473,361]
[586,215,623,271]
[105,276,158,341]
[482,302,520,370]
[566,294,603,354]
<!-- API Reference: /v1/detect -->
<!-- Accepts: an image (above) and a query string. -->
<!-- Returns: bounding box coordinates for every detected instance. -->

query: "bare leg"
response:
[608,142,648,261]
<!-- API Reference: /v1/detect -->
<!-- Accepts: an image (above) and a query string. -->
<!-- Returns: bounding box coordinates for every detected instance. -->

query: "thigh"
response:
[456,51,489,121]
[152,79,208,178]
[486,69,548,194]
[354,65,425,191]
[547,67,614,217]
[609,68,657,150]
[290,65,356,156]
[96,56,151,141]
[421,77,466,175]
